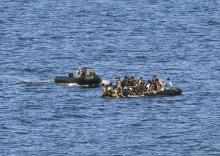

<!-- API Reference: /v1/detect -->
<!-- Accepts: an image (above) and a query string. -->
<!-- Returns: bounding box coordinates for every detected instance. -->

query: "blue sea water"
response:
[0,0,220,155]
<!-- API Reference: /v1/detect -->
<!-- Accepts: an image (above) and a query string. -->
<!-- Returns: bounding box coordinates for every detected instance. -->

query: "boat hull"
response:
[103,88,182,98]
[143,88,182,96]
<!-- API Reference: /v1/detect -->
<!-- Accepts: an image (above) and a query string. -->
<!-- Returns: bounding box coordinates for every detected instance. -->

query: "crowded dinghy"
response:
[55,67,102,86]
[102,76,182,98]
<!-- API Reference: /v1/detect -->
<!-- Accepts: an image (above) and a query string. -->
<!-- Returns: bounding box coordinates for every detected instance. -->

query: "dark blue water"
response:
[0,0,220,155]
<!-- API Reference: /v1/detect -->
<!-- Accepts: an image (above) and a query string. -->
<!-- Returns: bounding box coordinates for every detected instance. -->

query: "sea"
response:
[0,0,220,155]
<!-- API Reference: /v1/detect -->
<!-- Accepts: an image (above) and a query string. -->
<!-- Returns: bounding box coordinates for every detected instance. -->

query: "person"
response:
[122,76,129,88]
[76,66,82,77]
[128,86,133,96]
[112,85,117,96]
[103,85,109,95]
[145,80,151,92]
[122,86,129,97]
[138,77,144,85]
[155,78,163,91]
[152,78,157,90]
[152,75,157,81]
[89,70,93,76]
[159,79,164,91]
[150,80,156,91]
[79,67,86,76]
[164,77,173,88]
[137,77,145,95]
[86,70,90,76]
[115,85,123,97]
[158,78,164,91]
[103,83,113,96]
[115,76,122,87]
[129,76,136,86]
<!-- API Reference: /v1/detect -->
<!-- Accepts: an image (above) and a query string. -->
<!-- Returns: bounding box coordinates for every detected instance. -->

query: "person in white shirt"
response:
[164,77,173,88]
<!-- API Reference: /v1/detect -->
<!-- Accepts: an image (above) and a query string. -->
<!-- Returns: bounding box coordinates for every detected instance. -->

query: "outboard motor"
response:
[68,73,74,77]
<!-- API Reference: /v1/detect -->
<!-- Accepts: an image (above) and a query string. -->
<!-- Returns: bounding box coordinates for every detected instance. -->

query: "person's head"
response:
[167,77,170,80]
[156,78,159,82]
[140,77,143,79]
[115,76,120,80]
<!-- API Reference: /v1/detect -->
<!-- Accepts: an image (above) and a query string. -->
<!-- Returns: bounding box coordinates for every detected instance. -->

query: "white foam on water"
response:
[67,83,78,87]
[66,83,91,87]
[101,80,111,85]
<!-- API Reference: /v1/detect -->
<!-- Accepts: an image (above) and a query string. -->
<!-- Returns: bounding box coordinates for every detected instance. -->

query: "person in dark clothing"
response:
[129,76,136,86]
[122,75,129,88]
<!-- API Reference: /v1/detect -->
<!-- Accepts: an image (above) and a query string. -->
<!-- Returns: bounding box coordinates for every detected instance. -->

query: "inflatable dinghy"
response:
[55,67,102,86]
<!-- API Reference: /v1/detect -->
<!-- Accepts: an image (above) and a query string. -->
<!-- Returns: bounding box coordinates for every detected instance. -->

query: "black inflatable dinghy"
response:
[55,68,102,86]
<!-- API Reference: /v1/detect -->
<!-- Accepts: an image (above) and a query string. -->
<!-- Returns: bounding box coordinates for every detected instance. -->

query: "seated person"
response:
[115,77,122,87]
[122,76,129,88]
[115,86,123,97]
[103,84,113,96]
[164,77,173,88]
[155,78,163,91]
[145,80,151,92]
[76,67,82,77]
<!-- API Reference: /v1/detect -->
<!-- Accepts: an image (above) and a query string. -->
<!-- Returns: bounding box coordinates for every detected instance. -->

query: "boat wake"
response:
[66,80,109,88]
[18,79,107,88]
[66,83,100,88]
[67,83,84,87]
[19,79,55,84]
